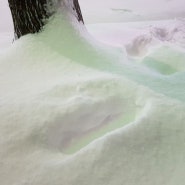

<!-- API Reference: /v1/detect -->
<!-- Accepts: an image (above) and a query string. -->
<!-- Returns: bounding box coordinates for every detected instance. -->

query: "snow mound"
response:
[1,13,185,185]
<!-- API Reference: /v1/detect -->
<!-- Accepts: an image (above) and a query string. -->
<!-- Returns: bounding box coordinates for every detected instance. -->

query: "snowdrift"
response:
[1,6,185,185]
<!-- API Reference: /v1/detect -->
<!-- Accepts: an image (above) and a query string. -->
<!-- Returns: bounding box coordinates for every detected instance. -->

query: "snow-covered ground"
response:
[0,1,185,185]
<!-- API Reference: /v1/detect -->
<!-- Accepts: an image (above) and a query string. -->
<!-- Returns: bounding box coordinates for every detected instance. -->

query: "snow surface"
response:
[1,0,185,185]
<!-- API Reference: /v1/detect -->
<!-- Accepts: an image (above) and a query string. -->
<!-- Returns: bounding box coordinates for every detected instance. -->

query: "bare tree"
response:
[8,0,84,39]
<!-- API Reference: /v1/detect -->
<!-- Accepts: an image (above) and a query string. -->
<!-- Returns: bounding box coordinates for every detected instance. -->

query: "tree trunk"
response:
[8,0,84,39]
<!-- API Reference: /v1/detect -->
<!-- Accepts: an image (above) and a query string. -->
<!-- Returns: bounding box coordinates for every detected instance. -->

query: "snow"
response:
[0,0,185,185]
[80,0,185,23]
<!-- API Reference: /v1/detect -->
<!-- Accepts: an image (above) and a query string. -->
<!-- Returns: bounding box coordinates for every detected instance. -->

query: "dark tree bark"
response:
[8,0,84,39]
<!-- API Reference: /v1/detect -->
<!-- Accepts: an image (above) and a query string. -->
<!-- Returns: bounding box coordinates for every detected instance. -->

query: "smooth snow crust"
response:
[1,1,185,185]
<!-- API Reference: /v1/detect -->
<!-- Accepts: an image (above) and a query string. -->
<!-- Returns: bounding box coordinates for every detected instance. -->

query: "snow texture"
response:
[0,0,185,185]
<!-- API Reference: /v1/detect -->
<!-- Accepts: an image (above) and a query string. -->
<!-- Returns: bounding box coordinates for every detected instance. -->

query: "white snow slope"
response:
[0,1,185,185]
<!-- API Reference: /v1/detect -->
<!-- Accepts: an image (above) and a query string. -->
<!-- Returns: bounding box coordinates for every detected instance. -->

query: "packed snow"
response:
[0,0,185,185]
